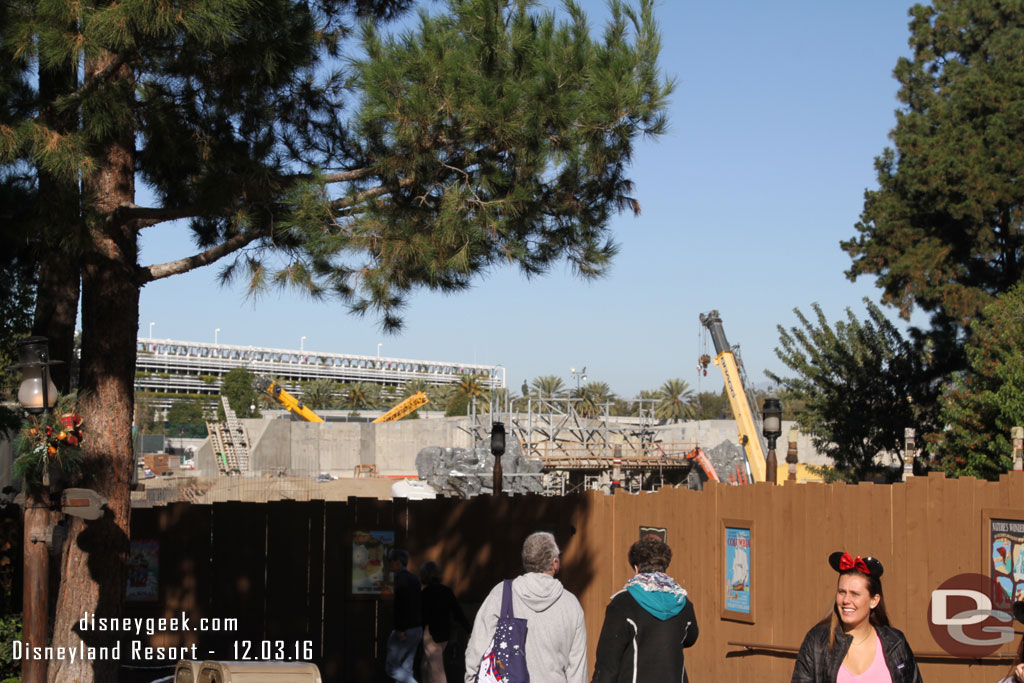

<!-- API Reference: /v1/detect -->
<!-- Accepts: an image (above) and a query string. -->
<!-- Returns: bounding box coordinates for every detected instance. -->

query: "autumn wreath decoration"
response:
[14,393,85,487]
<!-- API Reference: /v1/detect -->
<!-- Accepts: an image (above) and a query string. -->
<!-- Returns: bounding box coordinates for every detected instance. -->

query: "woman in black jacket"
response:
[592,537,698,683]
[791,551,922,683]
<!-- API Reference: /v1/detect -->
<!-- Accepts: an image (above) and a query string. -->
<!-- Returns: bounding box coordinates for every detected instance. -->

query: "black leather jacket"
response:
[791,623,922,683]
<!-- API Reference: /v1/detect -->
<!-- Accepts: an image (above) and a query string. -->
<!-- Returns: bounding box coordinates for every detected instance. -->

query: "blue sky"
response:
[137,0,920,398]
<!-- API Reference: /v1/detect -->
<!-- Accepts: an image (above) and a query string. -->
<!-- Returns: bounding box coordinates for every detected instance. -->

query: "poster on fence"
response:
[984,510,1024,606]
[722,520,754,623]
[352,530,395,596]
[125,538,159,602]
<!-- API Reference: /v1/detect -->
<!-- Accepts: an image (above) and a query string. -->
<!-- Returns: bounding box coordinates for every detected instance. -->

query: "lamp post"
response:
[903,428,916,481]
[301,336,306,352]
[1013,426,1024,472]
[214,328,220,344]
[148,321,155,339]
[491,422,506,495]
[11,337,59,683]
[570,366,587,394]
[377,343,382,360]
[761,397,782,484]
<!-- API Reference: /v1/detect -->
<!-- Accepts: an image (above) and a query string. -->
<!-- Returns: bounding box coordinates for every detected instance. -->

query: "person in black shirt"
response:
[386,549,423,683]
[419,561,471,683]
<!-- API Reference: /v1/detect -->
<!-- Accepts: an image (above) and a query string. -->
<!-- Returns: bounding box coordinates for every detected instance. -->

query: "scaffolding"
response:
[205,397,251,475]
[461,395,698,494]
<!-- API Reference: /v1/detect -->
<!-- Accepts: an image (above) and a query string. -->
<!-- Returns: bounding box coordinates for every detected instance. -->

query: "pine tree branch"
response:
[329,177,414,210]
[57,53,130,109]
[118,204,201,228]
[320,168,375,184]
[138,231,263,284]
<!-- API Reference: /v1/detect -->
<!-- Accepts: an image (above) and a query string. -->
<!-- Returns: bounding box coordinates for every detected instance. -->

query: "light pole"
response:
[377,343,382,360]
[148,322,155,339]
[215,328,220,344]
[761,397,782,484]
[11,337,59,683]
[491,422,506,495]
[301,336,306,352]
[570,366,587,394]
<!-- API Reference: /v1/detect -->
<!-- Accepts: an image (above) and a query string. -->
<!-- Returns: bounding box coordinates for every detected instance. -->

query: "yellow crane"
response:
[253,376,325,422]
[699,310,767,482]
[373,392,429,423]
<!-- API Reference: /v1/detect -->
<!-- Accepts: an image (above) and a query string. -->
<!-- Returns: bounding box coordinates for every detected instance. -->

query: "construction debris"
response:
[415,437,544,497]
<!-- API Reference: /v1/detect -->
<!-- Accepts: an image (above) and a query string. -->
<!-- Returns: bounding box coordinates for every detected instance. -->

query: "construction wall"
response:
[124,473,1024,682]
[195,416,828,478]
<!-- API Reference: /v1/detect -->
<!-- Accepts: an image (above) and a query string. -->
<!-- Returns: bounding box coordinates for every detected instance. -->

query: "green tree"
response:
[655,378,694,423]
[936,283,1024,479]
[843,0,1024,340]
[2,0,670,674]
[341,383,375,411]
[576,380,614,418]
[531,375,566,398]
[300,378,341,410]
[691,389,729,420]
[133,392,161,433]
[166,398,206,426]
[768,300,940,482]
[219,367,261,419]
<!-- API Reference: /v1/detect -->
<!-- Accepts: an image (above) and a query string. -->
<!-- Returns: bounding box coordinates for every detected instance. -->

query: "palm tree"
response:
[576,381,614,418]
[531,375,565,398]
[300,378,340,410]
[401,379,430,398]
[341,383,374,410]
[455,373,489,400]
[655,379,695,423]
[631,389,658,417]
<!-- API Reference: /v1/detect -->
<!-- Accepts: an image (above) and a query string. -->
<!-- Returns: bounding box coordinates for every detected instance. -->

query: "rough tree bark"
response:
[47,53,137,683]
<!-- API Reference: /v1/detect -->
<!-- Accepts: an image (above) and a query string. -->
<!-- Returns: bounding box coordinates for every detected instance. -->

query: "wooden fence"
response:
[121,472,1024,682]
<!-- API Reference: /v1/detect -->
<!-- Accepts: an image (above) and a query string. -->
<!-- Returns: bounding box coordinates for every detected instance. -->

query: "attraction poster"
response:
[990,518,1024,605]
[352,530,395,595]
[724,525,751,616]
[125,538,159,602]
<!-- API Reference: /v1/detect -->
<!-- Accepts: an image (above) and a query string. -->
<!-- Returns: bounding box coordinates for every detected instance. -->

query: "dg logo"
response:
[928,573,1017,657]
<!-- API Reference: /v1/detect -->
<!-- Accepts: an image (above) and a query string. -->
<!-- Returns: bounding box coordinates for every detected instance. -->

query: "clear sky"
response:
[136,0,920,398]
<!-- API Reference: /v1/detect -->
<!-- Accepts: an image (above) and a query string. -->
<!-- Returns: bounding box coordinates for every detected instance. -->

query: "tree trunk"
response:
[48,52,137,683]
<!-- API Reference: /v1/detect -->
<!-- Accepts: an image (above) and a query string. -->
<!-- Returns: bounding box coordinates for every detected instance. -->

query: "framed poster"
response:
[982,509,1024,606]
[722,519,754,623]
[352,530,395,596]
[125,538,159,602]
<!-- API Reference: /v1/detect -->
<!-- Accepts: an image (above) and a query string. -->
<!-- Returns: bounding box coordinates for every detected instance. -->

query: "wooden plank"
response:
[207,502,267,659]
[265,501,316,651]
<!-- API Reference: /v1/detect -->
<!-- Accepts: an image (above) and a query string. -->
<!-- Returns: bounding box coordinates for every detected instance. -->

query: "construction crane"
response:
[698,310,767,482]
[373,392,429,423]
[253,376,324,422]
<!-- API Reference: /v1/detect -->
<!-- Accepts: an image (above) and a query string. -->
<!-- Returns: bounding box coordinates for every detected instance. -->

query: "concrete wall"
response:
[196,415,831,478]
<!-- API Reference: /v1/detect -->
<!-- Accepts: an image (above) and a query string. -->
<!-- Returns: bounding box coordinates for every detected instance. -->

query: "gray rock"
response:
[416,435,544,497]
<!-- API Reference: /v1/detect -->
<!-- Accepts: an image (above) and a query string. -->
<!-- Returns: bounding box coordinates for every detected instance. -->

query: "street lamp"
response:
[570,366,587,394]
[10,337,60,683]
[491,421,506,495]
[13,337,59,415]
[761,397,782,484]
[377,342,382,360]
[301,336,306,352]
[215,328,220,344]
[148,322,155,339]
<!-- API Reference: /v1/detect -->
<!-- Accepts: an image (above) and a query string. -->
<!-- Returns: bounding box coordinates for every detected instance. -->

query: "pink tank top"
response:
[837,633,892,683]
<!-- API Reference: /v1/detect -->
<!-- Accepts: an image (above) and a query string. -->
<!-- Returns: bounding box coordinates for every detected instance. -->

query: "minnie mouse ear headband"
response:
[828,551,884,578]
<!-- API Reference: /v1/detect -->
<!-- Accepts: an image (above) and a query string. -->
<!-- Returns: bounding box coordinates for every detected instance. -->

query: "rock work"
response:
[415,437,544,497]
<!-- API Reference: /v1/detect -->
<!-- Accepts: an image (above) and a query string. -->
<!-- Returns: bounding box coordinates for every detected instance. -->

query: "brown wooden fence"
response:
[121,472,1024,682]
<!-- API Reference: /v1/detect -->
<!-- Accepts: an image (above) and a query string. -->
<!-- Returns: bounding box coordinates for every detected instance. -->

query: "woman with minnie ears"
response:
[791,552,922,683]
[997,601,1024,682]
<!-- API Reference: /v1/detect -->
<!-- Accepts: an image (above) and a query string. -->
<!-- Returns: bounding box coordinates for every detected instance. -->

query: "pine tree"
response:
[1,0,671,679]
[843,0,1024,333]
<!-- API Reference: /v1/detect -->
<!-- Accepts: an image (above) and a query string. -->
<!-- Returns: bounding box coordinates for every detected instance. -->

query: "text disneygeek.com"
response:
[8,612,323,664]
